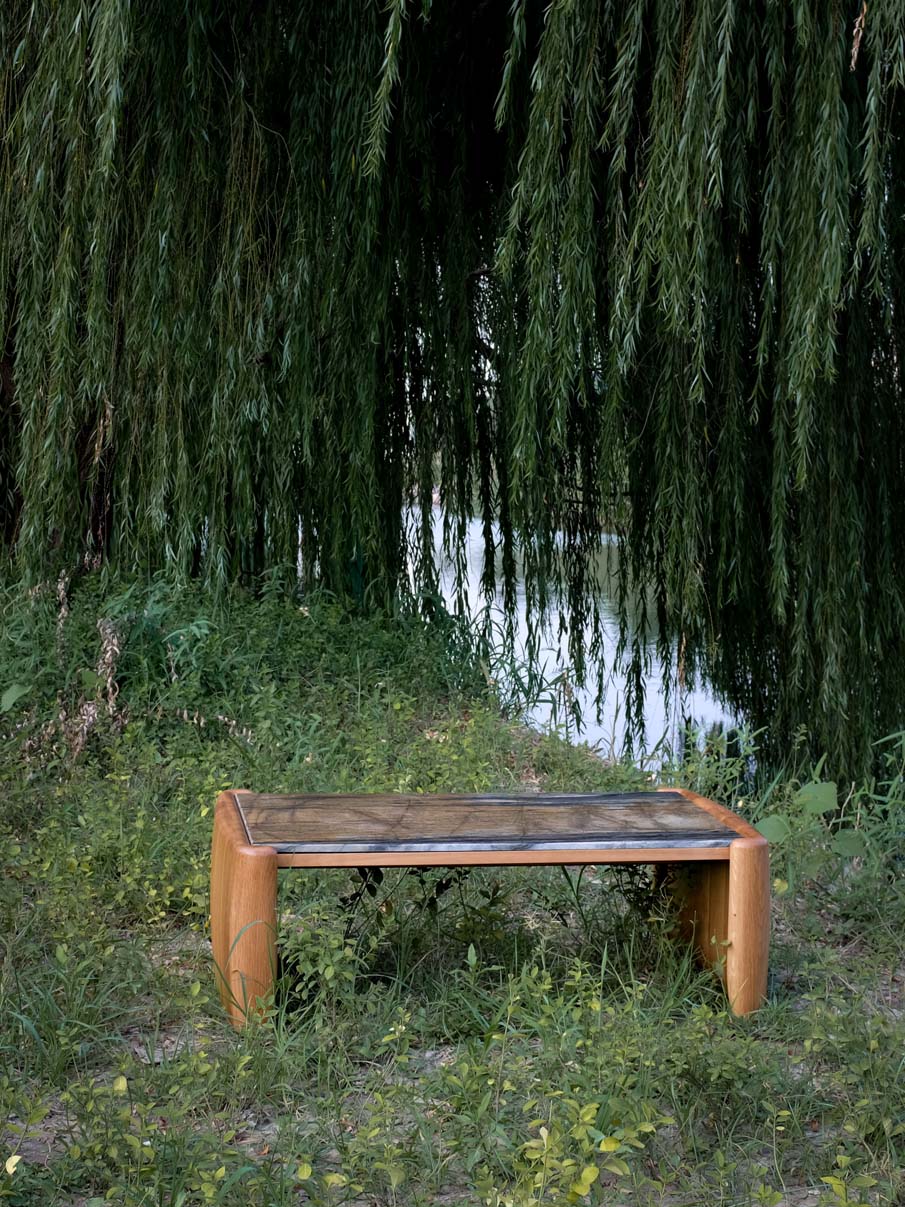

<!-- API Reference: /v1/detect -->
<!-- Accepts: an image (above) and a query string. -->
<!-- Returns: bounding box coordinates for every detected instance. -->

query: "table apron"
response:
[273,846,732,868]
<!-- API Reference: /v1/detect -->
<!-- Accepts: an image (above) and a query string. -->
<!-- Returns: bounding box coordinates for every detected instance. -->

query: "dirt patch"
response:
[2,1096,68,1167]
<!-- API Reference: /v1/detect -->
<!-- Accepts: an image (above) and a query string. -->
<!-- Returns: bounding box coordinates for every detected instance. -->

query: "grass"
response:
[0,573,903,1206]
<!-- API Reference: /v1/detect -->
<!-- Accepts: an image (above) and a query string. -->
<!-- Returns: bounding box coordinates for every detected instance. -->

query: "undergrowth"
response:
[0,574,902,1206]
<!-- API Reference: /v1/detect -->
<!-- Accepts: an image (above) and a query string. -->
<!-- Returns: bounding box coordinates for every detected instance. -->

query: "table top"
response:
[233,790,750,861]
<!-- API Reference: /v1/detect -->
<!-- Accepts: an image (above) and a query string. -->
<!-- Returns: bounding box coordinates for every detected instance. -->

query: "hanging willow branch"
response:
[1,0,904,776]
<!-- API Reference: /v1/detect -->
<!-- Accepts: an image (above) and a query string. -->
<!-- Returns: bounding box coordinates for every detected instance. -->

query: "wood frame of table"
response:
[210,787,769,1026]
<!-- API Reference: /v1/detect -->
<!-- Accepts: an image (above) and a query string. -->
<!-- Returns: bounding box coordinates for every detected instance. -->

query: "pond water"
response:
[426,511,734,760]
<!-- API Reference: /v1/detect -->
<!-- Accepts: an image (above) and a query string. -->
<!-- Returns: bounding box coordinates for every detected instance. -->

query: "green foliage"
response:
[1,580,904,1203]
[2,3,905,776]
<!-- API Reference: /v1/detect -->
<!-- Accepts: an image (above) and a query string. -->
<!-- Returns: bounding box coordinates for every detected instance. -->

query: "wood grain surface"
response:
[235,791,739,855]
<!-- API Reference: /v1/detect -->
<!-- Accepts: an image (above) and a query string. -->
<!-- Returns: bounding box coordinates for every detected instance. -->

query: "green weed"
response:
[1,576,903,1205]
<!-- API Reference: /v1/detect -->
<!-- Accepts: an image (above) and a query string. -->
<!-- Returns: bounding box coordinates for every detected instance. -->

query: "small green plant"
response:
[1,576,903,1205]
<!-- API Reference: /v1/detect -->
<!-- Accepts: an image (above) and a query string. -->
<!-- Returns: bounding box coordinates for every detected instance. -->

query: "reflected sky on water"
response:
[422,510,734,759]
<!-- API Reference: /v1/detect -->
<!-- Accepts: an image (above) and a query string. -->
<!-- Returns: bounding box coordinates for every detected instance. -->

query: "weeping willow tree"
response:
[1,0,904,774]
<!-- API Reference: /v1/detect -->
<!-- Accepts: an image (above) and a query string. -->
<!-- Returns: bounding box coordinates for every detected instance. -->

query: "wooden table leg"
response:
[210,792,278,1027]
[670,859,730,975]
[725,836,770,1015]
[670,836,770,1015]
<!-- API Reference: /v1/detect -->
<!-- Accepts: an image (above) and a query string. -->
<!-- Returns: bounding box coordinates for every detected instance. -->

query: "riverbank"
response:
[1,578,902,1205]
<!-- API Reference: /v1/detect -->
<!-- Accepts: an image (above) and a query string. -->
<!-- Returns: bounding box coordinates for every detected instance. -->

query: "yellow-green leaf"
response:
[297,1162,313,1180]
[5,1155,22,1176]
[820,1176,846,1193]
[569,1165,600,1196]
[599,1136,620,1152]
[112,1076,128,1095]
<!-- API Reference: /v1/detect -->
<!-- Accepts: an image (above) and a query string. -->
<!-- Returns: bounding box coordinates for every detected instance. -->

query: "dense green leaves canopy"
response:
[2,0,904,772]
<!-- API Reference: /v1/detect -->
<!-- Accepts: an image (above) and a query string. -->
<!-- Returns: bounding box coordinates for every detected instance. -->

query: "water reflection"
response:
[426,511,734,759]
